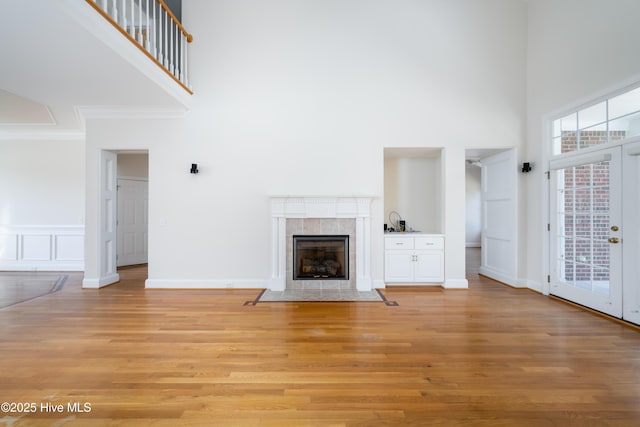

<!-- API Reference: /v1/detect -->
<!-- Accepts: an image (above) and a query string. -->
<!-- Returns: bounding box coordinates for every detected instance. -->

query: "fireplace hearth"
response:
[293,235,349,280]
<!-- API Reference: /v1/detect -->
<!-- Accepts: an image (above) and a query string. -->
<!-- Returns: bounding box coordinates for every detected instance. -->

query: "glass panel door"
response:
[550,147,622,317]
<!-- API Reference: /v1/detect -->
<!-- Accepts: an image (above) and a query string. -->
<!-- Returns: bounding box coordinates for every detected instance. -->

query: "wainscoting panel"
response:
[0,226,84,271]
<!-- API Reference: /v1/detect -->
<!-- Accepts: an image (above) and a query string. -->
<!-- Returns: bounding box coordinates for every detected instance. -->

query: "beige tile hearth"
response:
[258,289,383,302]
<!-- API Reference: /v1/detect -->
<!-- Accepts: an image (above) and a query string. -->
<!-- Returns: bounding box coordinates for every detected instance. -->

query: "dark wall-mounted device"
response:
[521,162,532,173]
[190,163,199,174]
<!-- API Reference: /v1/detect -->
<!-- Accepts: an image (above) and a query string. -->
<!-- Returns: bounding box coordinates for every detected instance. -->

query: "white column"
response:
[355,215,373,291]
[442,147,468,288]
[269,216,286,291]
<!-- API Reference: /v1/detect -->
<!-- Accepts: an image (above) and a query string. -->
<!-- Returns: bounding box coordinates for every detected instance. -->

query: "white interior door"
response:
[479,149,518,286]
[117,179,148,267]
[100,151,119,284]
[549,147,622,318]
[622,141,640,324]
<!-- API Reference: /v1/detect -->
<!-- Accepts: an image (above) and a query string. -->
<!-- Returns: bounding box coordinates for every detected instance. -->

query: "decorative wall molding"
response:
[0,225,84,271]
[270,196,374,292]
[271,196,373,219]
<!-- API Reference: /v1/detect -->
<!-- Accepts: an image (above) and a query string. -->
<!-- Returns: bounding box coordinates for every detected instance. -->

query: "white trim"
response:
[541,76,640,297]
[549,152,612,170]
[524,279,543,293]
[76,105,187,121]
[0,225,84,271]
[270,196,374,292]
[444,279,469,289]
[0,129,85,141]
[545,74,640,121]
[372,279,386,289]
[626,144,640,156]
[82,273,120,288]
[59,0,192,108]
[479,267,521,288]
[117,175,149,182]
[145,279,267,289]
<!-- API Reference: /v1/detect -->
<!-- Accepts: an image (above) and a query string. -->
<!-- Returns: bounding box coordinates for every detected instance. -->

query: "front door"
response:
[550,147,623,318]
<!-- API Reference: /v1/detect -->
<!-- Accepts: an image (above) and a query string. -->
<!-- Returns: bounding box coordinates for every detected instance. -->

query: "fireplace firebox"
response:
[293,235,349,280]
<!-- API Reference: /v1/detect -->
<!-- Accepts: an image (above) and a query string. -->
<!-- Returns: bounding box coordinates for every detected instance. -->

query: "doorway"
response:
[116,152,149,268]
[465,148,517,285]
[549,141,640,324]
[549,147,622,317]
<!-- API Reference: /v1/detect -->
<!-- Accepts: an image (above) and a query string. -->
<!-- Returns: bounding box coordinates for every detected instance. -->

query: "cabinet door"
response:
[413,250,444,282]
[384,251,414,282]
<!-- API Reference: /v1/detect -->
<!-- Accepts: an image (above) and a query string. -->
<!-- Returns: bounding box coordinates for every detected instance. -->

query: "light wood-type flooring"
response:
[1,249,639,426]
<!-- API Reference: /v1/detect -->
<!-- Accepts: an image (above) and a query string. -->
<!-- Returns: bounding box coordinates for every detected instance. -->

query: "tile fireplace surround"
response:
[270,196,373,292]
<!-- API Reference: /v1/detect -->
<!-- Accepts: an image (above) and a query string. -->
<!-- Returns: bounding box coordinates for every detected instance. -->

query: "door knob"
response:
[608,237,620,244]
[611,225,619,231]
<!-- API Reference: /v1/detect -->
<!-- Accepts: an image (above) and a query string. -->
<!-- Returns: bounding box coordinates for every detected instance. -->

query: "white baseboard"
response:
[83,273,120,288]
[479,267,520,288]
[523,279,543,293]
[145,279,269,289]
[372,279,386,289]
[444,279,469,289]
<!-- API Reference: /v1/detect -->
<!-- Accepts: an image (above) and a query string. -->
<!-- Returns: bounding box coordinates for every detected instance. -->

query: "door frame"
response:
[622,140,640,324]
[83,149,150,289]
[548,146,623,318]
[82,149,119,288]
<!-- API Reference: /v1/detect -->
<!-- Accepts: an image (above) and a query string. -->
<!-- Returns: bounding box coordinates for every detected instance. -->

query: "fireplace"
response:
[270,196,373,291]
[293,235,349,280]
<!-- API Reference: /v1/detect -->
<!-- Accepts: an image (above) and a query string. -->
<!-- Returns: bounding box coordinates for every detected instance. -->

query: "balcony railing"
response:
[86,0,193,94]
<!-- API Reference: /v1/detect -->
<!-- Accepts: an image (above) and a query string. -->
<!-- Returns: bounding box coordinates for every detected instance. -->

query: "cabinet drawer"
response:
[414,237,444,250]
[385,237,414,250]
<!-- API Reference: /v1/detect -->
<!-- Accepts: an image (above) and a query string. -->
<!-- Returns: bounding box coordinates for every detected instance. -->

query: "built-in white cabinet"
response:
[384,234,444,284]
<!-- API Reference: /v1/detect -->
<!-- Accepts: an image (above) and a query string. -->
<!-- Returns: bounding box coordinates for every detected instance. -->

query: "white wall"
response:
[0,0,524,285]
[526,0,640,291]
[78,0,528,287]
[0,140,84,225]
[166,0,526,287]
[0,139,85,270]
[83,119,184,283]
[384,156,441,233]
[6,1,637,289]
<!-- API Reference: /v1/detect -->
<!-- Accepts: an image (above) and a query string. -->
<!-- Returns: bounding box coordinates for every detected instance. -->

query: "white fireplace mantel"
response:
[270,196,373,291]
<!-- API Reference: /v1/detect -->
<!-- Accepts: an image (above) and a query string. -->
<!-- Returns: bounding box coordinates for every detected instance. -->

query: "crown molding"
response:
[0,128,84,141]
[76,105,188,120]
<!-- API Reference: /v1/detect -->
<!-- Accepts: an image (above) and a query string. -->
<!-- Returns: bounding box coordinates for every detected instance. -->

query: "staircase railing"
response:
[85,0,193,94]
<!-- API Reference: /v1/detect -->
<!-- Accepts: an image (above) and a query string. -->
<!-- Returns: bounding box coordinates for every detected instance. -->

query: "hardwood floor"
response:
[1,256,639,426]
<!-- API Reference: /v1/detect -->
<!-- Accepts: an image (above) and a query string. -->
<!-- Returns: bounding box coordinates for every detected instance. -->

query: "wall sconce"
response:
[190,163,199,174]
[521,162,532,173]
